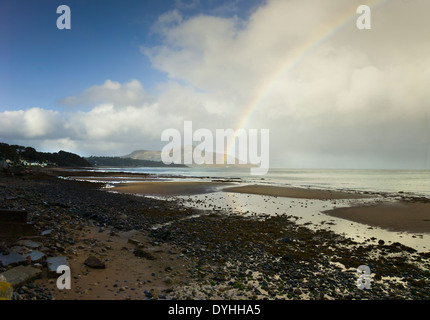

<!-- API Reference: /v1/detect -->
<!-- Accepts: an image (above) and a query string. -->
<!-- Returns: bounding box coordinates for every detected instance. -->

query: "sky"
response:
[0,0,429,169]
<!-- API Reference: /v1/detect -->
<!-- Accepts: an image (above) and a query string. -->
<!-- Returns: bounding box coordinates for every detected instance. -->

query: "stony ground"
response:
[1,170,430,300]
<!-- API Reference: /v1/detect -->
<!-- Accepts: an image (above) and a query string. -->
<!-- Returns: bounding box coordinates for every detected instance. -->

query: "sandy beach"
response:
[111,181,370,199]
[108,181,430,234]
[37,227,191,300]
[325,201,430,234]
[223,184,370,200]
[111,181,230,196]
[1,169,430,301]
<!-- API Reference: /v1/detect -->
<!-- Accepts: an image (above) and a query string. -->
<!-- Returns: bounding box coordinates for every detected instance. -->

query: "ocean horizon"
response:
[83,167,430,198]
[77,166,430,252]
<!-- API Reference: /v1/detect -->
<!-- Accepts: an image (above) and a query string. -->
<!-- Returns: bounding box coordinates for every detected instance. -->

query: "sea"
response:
[87,167,430,198]
[77,167,430,251]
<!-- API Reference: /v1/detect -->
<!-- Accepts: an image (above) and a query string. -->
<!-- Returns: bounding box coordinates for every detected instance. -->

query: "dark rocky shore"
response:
[1,170,430,300]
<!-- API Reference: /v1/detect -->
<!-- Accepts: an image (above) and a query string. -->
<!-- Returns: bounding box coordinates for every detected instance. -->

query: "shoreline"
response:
[324,201,430,234]
[1,171,199,300]
[76,173,430,235]
[1,169,430,300]
[111,181,232,196]
[223,184,371,200]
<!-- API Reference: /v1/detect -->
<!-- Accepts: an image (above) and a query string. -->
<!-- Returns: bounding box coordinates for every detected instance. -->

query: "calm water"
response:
[90,167,430,198]
[86,166,430,251]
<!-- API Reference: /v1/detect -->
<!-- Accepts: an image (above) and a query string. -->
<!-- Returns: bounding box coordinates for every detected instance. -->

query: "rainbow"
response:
[225,0,393,161]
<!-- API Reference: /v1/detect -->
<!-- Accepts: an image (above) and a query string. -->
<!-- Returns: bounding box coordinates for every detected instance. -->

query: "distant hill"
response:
[122,147,256,168]
[0,142,91,167]
[121,150,163,162]
[86,156,187,168]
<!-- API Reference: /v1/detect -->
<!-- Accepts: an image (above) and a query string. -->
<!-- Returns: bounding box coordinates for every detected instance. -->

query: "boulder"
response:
[128,238,144,247]
[84,256,106,269]
[0,265,42,287]
[133,249,155,260]
[47,256,70,278]
[14,240,41,249]
[0,280,13,300]
[41,229,52,237]
[0,251,26,267]
[11,247,46,263]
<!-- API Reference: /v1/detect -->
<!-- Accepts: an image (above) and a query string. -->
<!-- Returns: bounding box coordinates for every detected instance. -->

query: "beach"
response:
[111,181,230,196]
[110,180,430,234]
[223,184,371,200]
[325,201,430,234]
[1,168,430,300]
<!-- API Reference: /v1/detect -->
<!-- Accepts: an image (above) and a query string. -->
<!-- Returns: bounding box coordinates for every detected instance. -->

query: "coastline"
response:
[109,180,430,234]
[223,184,371,200]
[324,201,430,234]
[111,181,232,196]
[1,168,430,300]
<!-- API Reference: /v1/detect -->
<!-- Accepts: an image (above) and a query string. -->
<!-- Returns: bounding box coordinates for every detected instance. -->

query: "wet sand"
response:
[325,201,430,234]
[223,184,370,200]
[2,170,430,300]
[106,180,430,235]
[37,227,190,300]
[111,181,231,196]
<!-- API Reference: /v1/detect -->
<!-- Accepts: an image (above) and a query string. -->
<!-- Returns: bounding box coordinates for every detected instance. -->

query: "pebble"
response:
[2,171,430,301]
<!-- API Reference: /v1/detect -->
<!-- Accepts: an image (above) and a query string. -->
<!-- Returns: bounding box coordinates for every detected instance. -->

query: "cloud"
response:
[2,0,429,168]
[0,108,65,139]
[139,0,430,166]
[151,9,184,35]
[174,0,200,10]
[59,79,155,108]
[69,103,181,142]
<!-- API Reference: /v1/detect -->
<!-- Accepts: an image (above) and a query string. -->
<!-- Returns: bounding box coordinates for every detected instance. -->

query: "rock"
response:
[10,247,46,263]
[378,240,385,245]
[84,256,106,269]
[33,263,43,270]
[128,238,144,247]
[41,229,52,237]
[0,280,13,300]
[47,256,70,278]
[0,252,26,267]
[133,249,155,260]
[15,240,41,249]
[25,250,46,263]
[0,265,42,287]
